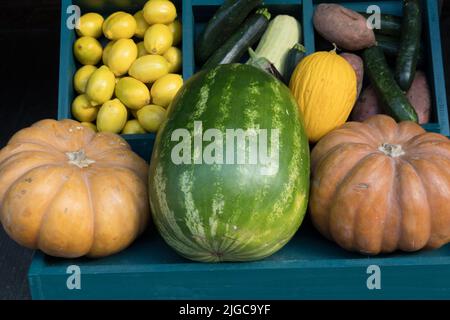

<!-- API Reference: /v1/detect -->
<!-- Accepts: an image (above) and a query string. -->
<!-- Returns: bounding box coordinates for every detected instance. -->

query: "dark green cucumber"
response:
[359,12,402,36]
[376,34,424,66]
[376,34,400,57]
[363,46,418,123]
[395,0,422,91]
[202,8,271,70]
[284,43,306,83]
[196,0,263,64]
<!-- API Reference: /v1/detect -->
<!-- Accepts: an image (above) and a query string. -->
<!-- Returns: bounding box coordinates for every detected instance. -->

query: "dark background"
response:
[0,0,449,300]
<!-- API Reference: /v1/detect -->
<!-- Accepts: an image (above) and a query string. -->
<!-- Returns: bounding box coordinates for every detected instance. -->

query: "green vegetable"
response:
[375,34,424,66]
[360,12,402,36]
[196,0,263,64]
[284,43,306,83]
[395,0,422,91]
[202,8,271,70]
[246,48,285,83]
[250,15,302,76]
[363,46,418,123]
[149,64,310,262]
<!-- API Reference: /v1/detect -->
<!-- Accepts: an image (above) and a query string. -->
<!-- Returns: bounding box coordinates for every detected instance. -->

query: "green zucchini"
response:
[247,48,285,83]
[359,12,402,36]
[395,0,422,91]
[284,43,306,83]
[202,8,271,70]
[363,46,418,123]
[196,0,263,64]
[250,15,302,76]
[376,34,424,66]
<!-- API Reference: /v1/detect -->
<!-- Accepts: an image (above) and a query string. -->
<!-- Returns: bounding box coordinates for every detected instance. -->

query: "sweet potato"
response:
[313,4,376,51]
[406,71,431,124]
[350,86,381,122]
[351,71,431,124]
[340,53,364,97]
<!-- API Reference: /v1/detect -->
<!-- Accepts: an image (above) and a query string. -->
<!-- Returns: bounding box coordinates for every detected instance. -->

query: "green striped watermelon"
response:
[149,64,310,262]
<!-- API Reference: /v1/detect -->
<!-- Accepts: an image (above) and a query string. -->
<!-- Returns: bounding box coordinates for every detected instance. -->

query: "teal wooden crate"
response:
[309,0,449,135]
[57,0,185,160]
[28,220,450,300]
[29,0,450,300]
[184,0,449,135]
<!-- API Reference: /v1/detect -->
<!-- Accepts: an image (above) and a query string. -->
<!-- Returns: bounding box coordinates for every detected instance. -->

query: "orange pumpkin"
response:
[0,119,149,258]
[310,115,450,255]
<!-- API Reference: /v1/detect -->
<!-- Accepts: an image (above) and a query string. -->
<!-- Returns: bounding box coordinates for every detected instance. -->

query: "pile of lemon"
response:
[72,0,183,134]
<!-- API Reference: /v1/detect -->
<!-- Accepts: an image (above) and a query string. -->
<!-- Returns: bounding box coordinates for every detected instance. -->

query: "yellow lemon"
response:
[143,0,177,24]
[136,104,167,132]
[102,11,136,40]
[115,77,151,110]
[85,65,116,106]
[80,122,98,132]
[163,47,182,73]
[151,73,183,108]
[76,12,104,38]
[136,41,148,57]
[129,54,170,83]
[144,23,173,55]
[122,119,146,134]
[73,36,103,65]
[72,94,99,122]
[74,65,97,94]
[167,19,182,46]
[107,39,138,76]
[97,99,128,133]
[134,10,149,39]
[102,40,116,65]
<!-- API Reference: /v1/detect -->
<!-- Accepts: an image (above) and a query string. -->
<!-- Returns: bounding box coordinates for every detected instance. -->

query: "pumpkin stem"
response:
[66,150,96,168]
[378,143,405,158]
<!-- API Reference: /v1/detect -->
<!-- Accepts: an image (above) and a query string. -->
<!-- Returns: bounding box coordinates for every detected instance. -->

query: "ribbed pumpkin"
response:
[289,50,357,142]
[0,119,149,258]
[310,115,450,255]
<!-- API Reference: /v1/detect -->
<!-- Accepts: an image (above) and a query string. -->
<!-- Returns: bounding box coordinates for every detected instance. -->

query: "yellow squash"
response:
[289,50,357,142]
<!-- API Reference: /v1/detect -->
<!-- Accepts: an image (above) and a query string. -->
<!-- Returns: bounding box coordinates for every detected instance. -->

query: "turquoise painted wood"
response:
[309,0,449,135]
[184,0,449,135]
[28,221,450,300]
[57,0,184,160]
[29,0,450,300]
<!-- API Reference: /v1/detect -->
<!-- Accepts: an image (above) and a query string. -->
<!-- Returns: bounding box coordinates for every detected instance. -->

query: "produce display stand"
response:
[28,0,450,299]
[28,221,450,299]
